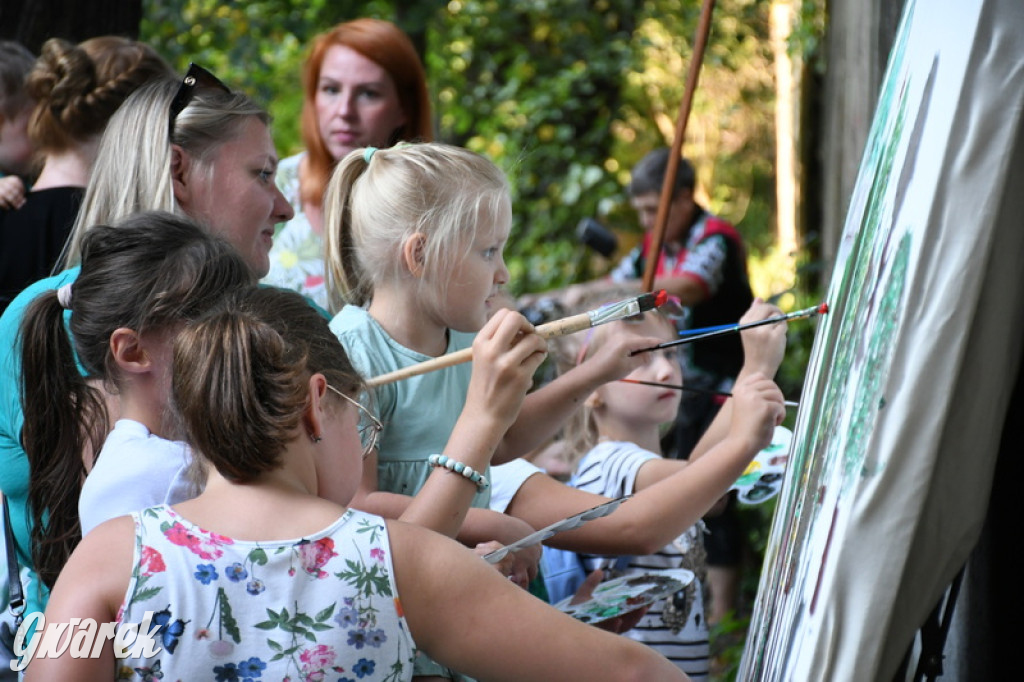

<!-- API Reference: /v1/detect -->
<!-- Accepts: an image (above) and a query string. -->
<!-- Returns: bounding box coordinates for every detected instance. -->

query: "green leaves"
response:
[139,0,812,296]
[255,601,335,649]
[218,587,241,643]
[335,559,392,599]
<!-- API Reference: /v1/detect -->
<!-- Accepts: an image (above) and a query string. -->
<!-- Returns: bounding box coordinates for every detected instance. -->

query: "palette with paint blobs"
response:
[731,425,793,505]
[554,568,695,624]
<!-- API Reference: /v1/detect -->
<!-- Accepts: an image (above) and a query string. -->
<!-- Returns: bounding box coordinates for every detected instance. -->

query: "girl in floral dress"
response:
[27,285,688,682]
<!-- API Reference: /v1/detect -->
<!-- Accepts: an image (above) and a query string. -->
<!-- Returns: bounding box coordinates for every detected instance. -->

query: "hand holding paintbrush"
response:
[628,301,828,357]
[368,290,669,387]
[619,298,807,407]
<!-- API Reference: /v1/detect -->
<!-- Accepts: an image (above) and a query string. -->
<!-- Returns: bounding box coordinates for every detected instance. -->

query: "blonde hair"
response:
[323,142,510,312]
[61,75,270,268]
[558,286,676,469]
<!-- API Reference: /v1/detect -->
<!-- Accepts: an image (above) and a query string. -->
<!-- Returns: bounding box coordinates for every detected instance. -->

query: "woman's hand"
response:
[0,175,26,209]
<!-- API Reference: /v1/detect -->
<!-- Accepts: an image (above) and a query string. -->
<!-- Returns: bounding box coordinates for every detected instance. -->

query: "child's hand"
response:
[465,307,548,434]
[474,540,541,590]
[739,298,787,379]
[473,540,518,582]
[580,331,669,384]
[726,371,786,454]
[0,175,26,209]
[471,514,543,588]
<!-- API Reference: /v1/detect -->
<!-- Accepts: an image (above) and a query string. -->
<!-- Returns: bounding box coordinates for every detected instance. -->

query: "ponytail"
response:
[19,212,253,587]
[322,143,510,315]
[323,150,372,311]
[19,290,107,588]
[175,286,363,482]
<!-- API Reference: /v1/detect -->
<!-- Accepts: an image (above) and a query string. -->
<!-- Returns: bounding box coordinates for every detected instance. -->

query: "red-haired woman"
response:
[264,18,432,312]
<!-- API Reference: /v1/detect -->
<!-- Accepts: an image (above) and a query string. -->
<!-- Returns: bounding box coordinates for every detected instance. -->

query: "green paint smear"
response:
[744,1,923,668]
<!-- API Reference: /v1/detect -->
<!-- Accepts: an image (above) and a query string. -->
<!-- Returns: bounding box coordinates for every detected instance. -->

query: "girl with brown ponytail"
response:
[18,211,251,592]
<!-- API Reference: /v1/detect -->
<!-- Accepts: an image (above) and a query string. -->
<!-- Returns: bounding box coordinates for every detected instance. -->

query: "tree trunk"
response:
[771,0,798,288]
[816,0,904,274]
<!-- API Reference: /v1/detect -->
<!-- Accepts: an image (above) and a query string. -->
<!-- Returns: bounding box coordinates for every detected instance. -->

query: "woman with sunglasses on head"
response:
[263,18,431,312]
[0,64,293,625]
[25,284,689,682]
[62,63,295,277]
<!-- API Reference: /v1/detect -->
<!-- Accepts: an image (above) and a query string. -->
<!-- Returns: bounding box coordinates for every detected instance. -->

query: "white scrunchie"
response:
[56,283,73,309]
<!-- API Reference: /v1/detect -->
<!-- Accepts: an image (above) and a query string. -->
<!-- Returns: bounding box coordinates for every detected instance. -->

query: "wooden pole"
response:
[641,0,717,292]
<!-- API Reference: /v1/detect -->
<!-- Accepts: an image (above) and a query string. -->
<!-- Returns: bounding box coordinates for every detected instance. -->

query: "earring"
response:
[310,433,322,444]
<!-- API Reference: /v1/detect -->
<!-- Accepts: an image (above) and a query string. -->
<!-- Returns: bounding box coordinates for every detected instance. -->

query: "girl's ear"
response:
[170,145,192,206]
[401,232,428,278]
[109,328,150,374]
[304,373,329,443]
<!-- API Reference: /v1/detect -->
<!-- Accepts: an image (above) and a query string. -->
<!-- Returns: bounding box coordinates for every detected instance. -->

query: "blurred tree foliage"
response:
[140,0,788,294]
[141,5,824,678]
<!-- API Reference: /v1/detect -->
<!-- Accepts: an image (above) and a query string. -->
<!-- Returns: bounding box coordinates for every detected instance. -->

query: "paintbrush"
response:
[367,290,670,387]
[619,378,800,408]
[629,302,829,356]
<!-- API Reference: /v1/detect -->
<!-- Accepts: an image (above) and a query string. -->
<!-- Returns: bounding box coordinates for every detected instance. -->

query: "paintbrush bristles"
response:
[587,289,665,326]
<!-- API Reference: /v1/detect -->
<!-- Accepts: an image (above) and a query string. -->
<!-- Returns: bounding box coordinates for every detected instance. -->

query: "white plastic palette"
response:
[483,495,631,564]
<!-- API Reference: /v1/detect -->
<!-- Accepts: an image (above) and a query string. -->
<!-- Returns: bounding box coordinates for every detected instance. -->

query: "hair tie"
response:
[56,283,73,310]
[363,147,378,163]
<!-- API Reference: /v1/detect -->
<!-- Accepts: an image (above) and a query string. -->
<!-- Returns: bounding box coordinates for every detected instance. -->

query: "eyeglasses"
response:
[168,63,231,139]
[327,385,383,459]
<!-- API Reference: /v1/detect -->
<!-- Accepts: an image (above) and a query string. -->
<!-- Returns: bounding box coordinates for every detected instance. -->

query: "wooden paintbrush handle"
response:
[366,311,593,388]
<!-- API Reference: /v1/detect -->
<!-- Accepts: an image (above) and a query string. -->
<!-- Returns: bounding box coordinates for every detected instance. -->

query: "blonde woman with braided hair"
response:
[0,35,173,313]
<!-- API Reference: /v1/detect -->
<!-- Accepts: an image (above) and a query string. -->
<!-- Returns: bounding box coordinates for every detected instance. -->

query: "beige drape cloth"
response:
[741,0,1024,679]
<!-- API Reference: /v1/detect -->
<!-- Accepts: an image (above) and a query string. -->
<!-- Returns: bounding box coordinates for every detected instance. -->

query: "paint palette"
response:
[483,496,631,564]
[554,569,696,624]
[731,425,793,505]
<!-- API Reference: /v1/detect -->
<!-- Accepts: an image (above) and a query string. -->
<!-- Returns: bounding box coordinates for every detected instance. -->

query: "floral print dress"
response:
[263,153,331,312]
[116,505,416,682]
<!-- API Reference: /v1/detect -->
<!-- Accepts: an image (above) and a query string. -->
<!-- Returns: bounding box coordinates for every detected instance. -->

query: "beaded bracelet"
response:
[427,454,490,492]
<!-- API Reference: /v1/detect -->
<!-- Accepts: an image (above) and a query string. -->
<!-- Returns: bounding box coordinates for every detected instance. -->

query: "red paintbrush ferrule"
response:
[633,290,666,314]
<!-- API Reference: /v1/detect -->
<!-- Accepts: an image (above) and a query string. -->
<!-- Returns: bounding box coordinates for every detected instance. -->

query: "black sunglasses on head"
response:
[168,63,231,138]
